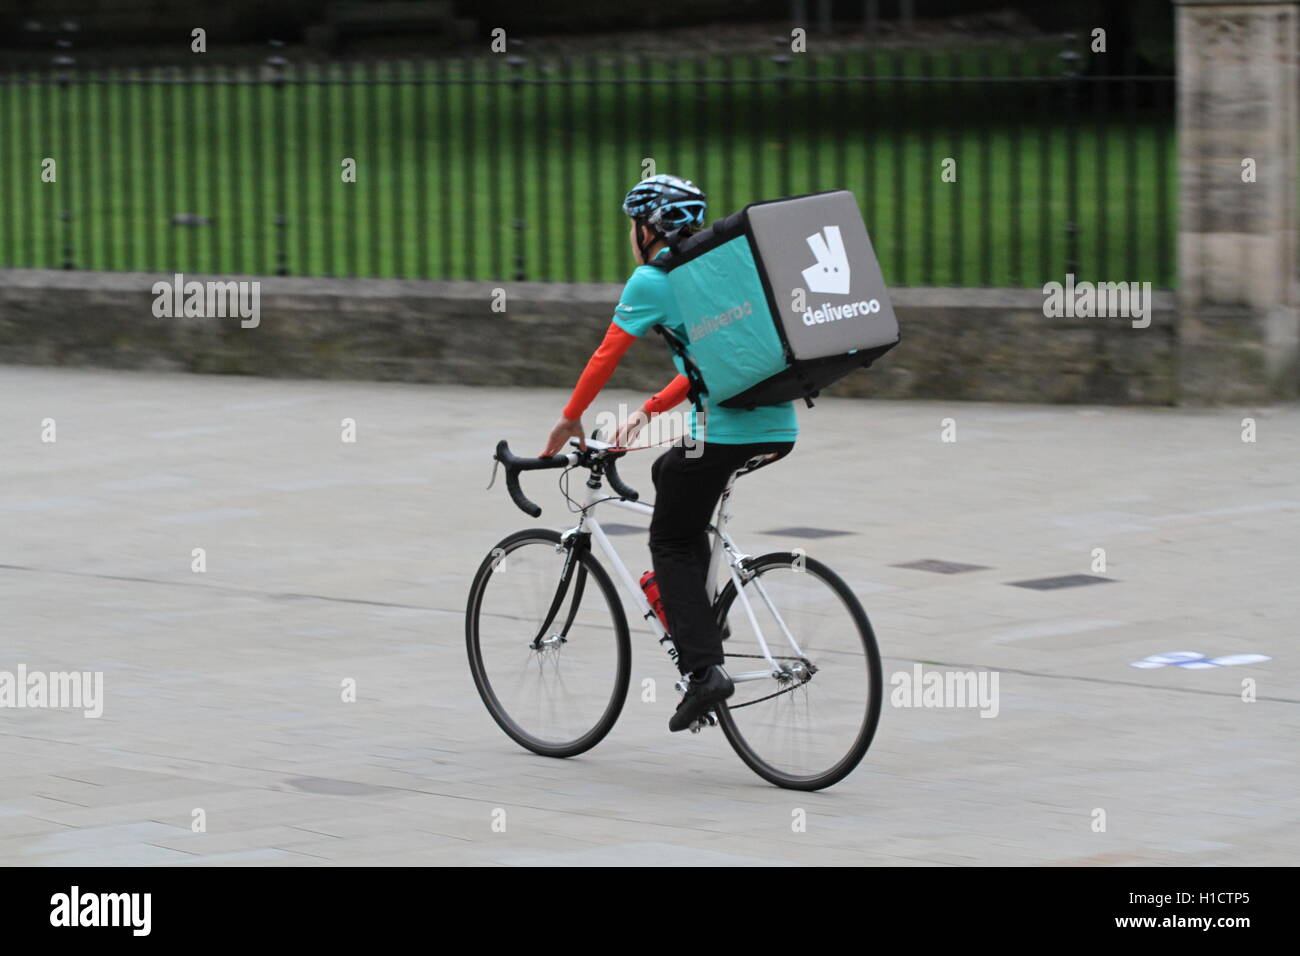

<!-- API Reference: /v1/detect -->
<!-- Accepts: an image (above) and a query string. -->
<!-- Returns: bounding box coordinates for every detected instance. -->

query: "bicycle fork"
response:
[530,533,589,651]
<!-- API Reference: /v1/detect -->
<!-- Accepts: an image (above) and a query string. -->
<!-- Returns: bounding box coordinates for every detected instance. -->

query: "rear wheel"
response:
[713,552,882,791]
[466,528,630,758]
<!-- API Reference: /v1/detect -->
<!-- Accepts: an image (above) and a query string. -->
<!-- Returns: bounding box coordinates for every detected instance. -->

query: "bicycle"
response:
[465,436,882,791]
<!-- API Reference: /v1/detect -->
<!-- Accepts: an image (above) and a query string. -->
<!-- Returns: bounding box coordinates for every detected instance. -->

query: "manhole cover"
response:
[1008,574,1115,590]
[283,777,394,796]
[761,526,852,539]
[893,559,990,574]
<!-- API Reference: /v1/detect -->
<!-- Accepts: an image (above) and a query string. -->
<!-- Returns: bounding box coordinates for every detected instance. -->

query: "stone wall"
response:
[1174,0,1300,403]
[0,269,1178,404]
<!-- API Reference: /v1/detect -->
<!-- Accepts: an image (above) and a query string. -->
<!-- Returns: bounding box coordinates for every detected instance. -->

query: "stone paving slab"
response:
[0,365,1297,866]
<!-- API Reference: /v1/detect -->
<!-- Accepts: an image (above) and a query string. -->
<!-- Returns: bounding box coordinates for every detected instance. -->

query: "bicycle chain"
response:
[721,653,812,709]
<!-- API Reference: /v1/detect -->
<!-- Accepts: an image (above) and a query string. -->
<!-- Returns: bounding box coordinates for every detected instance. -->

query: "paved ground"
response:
[1,365,1296,866]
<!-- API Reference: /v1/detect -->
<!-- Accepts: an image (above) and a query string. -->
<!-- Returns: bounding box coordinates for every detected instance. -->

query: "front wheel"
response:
[713,552,882,791]
[466,528,631,758]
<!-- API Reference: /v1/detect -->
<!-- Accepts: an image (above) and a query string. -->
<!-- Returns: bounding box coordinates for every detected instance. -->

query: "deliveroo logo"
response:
[801,225,851,295]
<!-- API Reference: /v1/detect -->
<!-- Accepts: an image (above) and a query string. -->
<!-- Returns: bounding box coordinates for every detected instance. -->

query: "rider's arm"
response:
[641,374,689,416]
[556,264,673,431]
[561,322,638,421]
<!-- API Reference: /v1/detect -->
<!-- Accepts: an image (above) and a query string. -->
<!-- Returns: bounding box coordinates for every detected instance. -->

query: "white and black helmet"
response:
[622,174,708,244]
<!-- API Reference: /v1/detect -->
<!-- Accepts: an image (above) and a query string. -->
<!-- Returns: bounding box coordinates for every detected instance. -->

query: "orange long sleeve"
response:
[642,374,690,415]
[562,322,638,420]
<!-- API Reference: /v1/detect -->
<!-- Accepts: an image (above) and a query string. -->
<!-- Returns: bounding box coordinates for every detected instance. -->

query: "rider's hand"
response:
[613,409,650,449]
[541,416,585,458]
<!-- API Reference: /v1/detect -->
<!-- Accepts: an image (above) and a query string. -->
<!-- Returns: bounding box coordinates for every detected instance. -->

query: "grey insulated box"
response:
[653,189,900,410]
[746,189,899,362]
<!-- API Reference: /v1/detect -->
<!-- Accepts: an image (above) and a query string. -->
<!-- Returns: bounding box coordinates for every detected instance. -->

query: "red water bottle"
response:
[640,571,671,634]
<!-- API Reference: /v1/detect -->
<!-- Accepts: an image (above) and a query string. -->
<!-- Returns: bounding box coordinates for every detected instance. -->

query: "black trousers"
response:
[648,439,795,675]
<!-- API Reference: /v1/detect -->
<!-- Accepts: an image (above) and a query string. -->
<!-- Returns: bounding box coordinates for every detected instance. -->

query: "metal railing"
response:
[0,43,1176,287]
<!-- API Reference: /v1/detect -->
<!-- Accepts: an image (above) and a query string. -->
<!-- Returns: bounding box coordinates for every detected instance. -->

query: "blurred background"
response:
[0,1,1297,868]
[0,0,1294,405]
[0,0,1178,286]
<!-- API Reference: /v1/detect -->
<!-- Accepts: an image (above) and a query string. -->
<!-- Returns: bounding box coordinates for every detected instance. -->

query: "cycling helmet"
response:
[622,174,707,251]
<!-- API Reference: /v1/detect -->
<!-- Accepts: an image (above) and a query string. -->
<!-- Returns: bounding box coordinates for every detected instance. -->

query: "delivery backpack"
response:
[649,189,899,410]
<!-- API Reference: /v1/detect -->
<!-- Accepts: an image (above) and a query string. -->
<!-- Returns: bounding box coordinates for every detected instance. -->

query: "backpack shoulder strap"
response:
[652,324,707,415]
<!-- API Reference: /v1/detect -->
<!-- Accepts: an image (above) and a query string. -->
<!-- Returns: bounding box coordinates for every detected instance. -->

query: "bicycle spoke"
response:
[468,530,630,758]
[716,552,881,789]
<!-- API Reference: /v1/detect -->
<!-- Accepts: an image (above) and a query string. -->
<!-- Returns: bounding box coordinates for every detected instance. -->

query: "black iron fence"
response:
[0,44,1176,287]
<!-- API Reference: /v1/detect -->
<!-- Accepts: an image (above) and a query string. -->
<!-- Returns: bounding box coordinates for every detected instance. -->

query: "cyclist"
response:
[540,174,797,732]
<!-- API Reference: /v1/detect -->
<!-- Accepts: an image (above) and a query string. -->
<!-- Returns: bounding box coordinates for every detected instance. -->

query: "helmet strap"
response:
[635,221,662,264]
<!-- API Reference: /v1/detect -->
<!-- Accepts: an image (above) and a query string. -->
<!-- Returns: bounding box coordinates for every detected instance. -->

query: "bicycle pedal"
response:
[687,711,719,734]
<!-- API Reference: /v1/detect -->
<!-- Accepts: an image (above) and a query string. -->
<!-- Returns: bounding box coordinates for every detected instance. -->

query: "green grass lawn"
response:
[0,49,1177,287]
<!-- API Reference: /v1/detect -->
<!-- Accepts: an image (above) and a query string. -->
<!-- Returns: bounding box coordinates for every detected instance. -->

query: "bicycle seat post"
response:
[716,469,742,534]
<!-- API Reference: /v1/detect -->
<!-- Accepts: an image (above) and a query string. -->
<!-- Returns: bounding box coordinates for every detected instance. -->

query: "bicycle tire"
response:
[466,528,631,758]
[713,551,882,791]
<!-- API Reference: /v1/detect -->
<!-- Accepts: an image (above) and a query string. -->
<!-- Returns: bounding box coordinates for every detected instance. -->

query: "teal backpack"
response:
[650,189,899,410]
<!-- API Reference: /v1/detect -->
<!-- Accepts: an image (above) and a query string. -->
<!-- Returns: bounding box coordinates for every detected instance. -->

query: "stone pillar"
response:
[1174,0,1299,402]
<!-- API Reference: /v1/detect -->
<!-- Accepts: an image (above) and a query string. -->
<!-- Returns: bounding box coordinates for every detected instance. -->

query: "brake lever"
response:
[485,456,501,491]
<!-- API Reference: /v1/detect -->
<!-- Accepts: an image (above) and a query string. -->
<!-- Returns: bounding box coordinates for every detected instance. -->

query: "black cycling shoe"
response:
[669,665,734,733]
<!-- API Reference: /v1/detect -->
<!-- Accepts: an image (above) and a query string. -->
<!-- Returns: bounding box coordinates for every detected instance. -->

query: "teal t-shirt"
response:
[612,252,798,445]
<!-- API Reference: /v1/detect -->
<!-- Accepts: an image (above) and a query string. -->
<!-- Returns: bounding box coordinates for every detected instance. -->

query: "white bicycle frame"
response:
[559,443,808,685]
